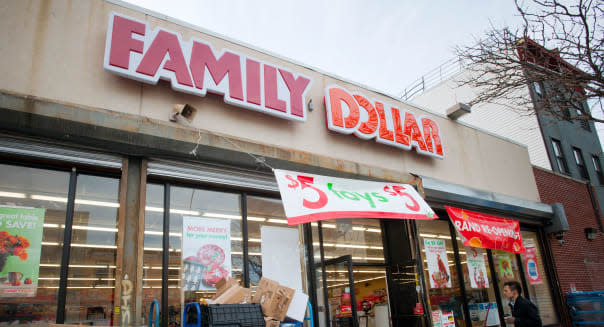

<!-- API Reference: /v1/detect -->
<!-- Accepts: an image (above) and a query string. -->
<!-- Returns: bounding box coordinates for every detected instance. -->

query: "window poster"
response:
[441,311,455,327]
[182,216,231,291]
[432,310,443,327]
[466,246,489,288]
[0,206,45,297]
[424,239,451,288]
[497,253,515,281]
[524,244,543,285]
[469,302,500,326]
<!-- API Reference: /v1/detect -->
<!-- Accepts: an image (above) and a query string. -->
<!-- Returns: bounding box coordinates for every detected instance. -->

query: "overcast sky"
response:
[122,0,523,95]
[122,0,603,141]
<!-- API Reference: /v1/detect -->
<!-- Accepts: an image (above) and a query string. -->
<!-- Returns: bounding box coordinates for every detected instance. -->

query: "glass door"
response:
[324,255,358,327]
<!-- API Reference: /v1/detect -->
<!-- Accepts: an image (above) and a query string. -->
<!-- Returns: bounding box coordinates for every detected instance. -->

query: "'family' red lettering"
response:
[104,12,312,122]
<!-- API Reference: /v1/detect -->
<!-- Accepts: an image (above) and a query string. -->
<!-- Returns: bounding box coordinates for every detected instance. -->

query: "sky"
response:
[122,0,603,142]
[121,0,522,95]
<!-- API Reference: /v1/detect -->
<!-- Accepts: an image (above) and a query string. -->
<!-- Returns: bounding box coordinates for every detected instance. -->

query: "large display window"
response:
[142,182,308,327]
[65,174,120,324]
[416,212,563,327]
[519,231,559,326]
[246,196,306,293]
[0,162,122,326]
[417,219,467,327]
[457,238,500,327]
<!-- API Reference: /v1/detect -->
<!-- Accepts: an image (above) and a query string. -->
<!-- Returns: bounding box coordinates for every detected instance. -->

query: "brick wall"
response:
[533,167,604,293]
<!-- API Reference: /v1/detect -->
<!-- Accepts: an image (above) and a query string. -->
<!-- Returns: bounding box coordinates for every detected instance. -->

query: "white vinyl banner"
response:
[274,169,437,225]
[181,217,231,291]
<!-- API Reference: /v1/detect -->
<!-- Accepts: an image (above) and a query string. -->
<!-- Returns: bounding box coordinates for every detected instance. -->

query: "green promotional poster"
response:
[0,207,45,297]
[497,253,515,281]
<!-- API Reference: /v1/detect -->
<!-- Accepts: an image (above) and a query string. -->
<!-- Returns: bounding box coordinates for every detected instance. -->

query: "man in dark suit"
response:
[503,281,542,327]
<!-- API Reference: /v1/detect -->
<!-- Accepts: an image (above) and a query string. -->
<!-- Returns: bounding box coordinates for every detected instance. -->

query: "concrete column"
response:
[115,157,146,327]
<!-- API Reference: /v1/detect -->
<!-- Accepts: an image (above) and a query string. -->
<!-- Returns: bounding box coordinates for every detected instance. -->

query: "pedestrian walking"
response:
[503,281,542,327]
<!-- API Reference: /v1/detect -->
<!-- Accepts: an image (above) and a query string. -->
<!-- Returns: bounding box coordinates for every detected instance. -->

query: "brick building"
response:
[533,167,604,293]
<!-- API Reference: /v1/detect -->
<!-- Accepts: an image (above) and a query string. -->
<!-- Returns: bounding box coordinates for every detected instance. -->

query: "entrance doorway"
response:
[311,219,391,327]
[324,255,358,327]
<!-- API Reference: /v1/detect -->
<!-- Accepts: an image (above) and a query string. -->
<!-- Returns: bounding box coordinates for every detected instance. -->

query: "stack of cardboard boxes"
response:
[210,277,309,325]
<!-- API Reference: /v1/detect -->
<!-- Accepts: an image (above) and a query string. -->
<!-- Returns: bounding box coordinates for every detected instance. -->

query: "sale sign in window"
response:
[274,169,437,225]
[0,207,45,298]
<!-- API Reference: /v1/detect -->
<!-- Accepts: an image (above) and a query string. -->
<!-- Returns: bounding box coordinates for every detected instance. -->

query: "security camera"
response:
[170,104,197,123]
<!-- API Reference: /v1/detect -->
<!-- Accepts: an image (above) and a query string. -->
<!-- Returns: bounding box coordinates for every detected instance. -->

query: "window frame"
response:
[572,147,589,180]
[0,158,122,324]
[413,211,566,327]
[575,108,591,131]
[533,81,543,98]
[593,156,604,185]
[551,139,570,175]
[145,177,310,326]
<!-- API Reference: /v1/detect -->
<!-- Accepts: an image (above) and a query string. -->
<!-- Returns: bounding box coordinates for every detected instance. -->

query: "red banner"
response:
[446,206,525,254]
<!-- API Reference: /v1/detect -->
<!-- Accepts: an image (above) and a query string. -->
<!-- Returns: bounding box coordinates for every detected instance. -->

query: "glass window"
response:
[168,187,243,326]
[551,139,569,174]
[417,220,466,327]
[492,250,523,322]
[65,174,120,325]
[318,219,384,264]
[520,231,559,326]
[141,183,164,325]
[533,82,543,98]
[246,196,306,293]
[572,147,589,180]
[592,156,604,185]
[457,238,501,326]
[575,109,591,131]
[0,164,70,326]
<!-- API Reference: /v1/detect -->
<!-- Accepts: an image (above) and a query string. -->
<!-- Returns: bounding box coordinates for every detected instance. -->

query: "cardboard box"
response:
[265,285,295,321]
[264,317,280,327]
[285,291,309,322]
[213,284,251,304]
[252,277,279,304]
[212,277,240,300]
[254,277,307,321]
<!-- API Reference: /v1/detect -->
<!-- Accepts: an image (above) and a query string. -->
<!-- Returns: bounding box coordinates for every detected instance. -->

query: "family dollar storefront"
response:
[0,1,569,327]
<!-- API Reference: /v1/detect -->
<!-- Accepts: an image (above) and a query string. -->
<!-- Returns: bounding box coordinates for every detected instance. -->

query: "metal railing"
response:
[400,58,466,101]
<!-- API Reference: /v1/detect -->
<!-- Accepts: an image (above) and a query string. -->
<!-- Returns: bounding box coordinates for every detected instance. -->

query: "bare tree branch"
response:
[455,0,604,124]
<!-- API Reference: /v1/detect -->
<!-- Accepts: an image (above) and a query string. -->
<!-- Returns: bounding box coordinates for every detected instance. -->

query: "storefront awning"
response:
[274,169,437,225]
[446,206,525,253]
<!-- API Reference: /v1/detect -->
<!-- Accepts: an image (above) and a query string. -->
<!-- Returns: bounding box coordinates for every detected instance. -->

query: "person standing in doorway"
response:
[503,281,542,327]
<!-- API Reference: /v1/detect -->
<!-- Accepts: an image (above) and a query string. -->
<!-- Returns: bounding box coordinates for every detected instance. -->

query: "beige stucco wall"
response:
[0,0,541,202]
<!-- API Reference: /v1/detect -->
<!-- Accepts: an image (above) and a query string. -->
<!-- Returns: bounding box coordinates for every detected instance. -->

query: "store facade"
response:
[0,1,568,327]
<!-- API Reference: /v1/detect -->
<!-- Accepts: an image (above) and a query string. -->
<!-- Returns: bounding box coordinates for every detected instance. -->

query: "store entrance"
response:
[311,219,390,327]
[324,255,358,327]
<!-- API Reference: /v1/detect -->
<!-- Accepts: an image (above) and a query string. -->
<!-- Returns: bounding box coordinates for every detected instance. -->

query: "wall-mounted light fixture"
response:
[446,103,471,120]
[585,227,598,241]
